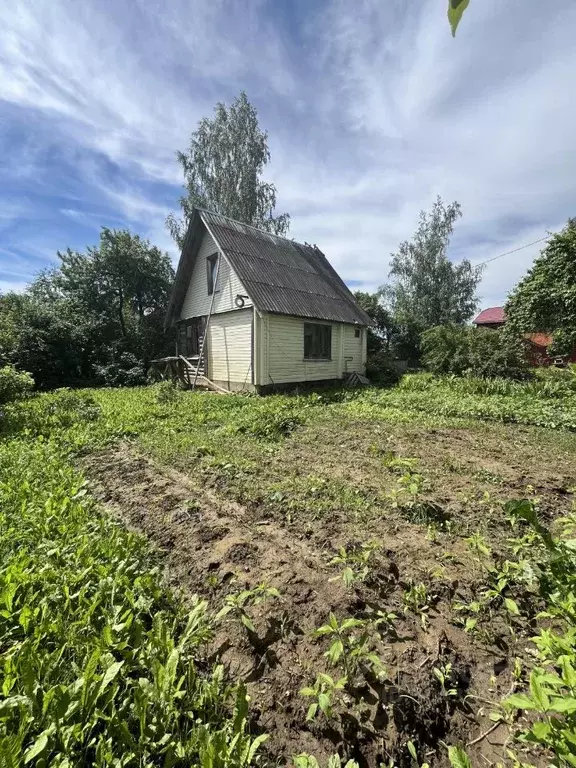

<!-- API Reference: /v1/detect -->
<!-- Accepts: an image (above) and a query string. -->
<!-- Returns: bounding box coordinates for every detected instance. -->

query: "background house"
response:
[165,209,371,392]
[473,306,506,330]
[473,306,576,365]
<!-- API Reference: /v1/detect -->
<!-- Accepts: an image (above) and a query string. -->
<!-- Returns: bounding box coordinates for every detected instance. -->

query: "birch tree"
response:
[384,196,482,359]
[167,92,289,247]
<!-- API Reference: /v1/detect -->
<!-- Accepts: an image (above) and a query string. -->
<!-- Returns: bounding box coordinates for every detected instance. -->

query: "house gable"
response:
[179,227,253,321]
[166,208,371,328]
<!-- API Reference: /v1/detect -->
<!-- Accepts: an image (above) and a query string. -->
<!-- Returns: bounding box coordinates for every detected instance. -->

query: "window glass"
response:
[304,323,332,359]
[207,254,218,295]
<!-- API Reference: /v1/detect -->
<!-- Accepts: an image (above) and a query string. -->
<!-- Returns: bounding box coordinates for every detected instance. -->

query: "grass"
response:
[0,435,266,766]
[346,374,576,431]
[2,374,576,766]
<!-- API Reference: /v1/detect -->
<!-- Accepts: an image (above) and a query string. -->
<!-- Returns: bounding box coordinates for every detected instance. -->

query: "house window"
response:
[354,328,361,338]
[207,254,218,295]
[304,323,332,360]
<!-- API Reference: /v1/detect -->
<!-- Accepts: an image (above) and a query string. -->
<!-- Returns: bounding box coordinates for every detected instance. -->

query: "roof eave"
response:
[164,210,203,329]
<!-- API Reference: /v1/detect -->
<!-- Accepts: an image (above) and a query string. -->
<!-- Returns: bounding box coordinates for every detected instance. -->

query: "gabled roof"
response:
[473,306,506,325]
[166,208,372,328]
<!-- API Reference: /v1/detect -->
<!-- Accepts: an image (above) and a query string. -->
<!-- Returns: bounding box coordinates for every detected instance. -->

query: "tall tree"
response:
[353,290,396,354]
[10,229,175,388]
[167,91,289,247]
[55,228,174,345]
[383,196,482,359]
[505,219,576,355]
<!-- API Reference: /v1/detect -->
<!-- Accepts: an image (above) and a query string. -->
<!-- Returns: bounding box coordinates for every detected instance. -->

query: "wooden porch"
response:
[149,355,231,394]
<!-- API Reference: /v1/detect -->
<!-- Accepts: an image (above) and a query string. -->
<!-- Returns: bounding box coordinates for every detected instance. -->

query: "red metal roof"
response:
[527,333,553,348]
[473,306,506,325]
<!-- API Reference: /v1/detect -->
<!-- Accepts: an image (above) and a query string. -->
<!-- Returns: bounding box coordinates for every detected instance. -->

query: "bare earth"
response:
[80,427,576,767]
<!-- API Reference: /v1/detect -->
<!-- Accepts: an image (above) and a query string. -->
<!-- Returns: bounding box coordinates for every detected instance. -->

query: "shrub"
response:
[155,380,182,404]
[366,350,402,386]
[236,406,303,440]
[422,325,531,380]
[0,364,34,404]
[94,352,147,387]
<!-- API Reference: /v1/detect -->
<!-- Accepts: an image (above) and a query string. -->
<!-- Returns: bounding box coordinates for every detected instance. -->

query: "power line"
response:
[477,236,549,268]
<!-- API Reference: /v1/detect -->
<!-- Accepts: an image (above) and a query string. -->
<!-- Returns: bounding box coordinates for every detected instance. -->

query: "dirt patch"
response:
[82,442,541,766]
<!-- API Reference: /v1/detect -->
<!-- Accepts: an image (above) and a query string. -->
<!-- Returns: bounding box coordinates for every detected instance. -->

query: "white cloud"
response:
[0,279,29,293]
[1,0,575,308]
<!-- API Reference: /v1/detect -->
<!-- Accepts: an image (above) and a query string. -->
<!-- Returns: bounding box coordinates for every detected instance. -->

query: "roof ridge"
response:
[197,207,311,249]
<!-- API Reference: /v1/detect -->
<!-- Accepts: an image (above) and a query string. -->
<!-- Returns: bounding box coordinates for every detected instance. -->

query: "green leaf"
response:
[246,733,269,764]
[549,696,576,714]
[0,696,30,714]
[314,624,335,637]
[240,613,255,633]
[340,617,364,631]
[529,672,550,711]
[294,756,318,768]
[299,687,316,697]
[342,567,355,587]
[318,693,331,715]
[306,702,318,721]
[447,745,472,768]
[528,720,551,741]
[447,0,470,36]
[504,597,520,616]
[326,638,344,665]
[97,660,124,699]
[433,668,444,684]
[504,693,536,710]
[408,740,418,761]
[23,732,49,764]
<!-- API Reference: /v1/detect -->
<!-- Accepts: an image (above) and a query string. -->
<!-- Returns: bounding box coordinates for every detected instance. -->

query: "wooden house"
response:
[164,209,371,392]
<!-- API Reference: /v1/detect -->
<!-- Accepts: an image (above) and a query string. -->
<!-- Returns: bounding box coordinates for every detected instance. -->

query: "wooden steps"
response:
[149,356,231,394]
[177,356,231,394]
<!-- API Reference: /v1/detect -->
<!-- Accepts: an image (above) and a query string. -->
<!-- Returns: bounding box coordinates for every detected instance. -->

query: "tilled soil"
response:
[82,442,530,767]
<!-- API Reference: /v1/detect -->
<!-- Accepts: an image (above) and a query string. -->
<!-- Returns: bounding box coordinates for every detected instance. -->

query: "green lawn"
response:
[2,375,576,767]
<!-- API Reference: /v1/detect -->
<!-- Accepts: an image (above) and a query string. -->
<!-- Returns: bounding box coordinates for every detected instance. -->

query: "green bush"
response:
[0,365,34,404]
[94,352,147,387]
[155,380,182,404]
[0,389,101,437]
[422,325,531,380]
[365,351,402,386]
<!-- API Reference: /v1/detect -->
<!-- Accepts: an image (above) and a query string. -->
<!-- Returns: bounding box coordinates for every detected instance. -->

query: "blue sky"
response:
[1,0,576,310]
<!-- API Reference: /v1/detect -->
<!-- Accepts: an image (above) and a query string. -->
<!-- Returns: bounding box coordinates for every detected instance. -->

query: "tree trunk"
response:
[118,288,127,338]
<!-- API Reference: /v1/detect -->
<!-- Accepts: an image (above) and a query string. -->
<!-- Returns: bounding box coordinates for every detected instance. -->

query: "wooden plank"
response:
[196,376,231,394]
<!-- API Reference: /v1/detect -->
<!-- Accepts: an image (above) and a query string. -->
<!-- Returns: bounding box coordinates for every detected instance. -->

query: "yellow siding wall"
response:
[260,314,367,385]
[207,309,253,385]
[179,230,252,320]
[343,325,365,373]
[260,314,338,385]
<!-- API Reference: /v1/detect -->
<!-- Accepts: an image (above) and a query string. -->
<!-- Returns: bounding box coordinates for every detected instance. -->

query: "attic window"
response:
[354,328,361,338]
[207,254,218,295]
[304,323,332,360]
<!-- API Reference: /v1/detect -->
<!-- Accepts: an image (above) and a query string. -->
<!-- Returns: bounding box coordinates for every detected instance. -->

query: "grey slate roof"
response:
[166,208,372,327]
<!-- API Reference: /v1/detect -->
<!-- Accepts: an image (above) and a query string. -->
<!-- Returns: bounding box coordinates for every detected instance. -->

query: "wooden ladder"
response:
[178,356,230,394]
